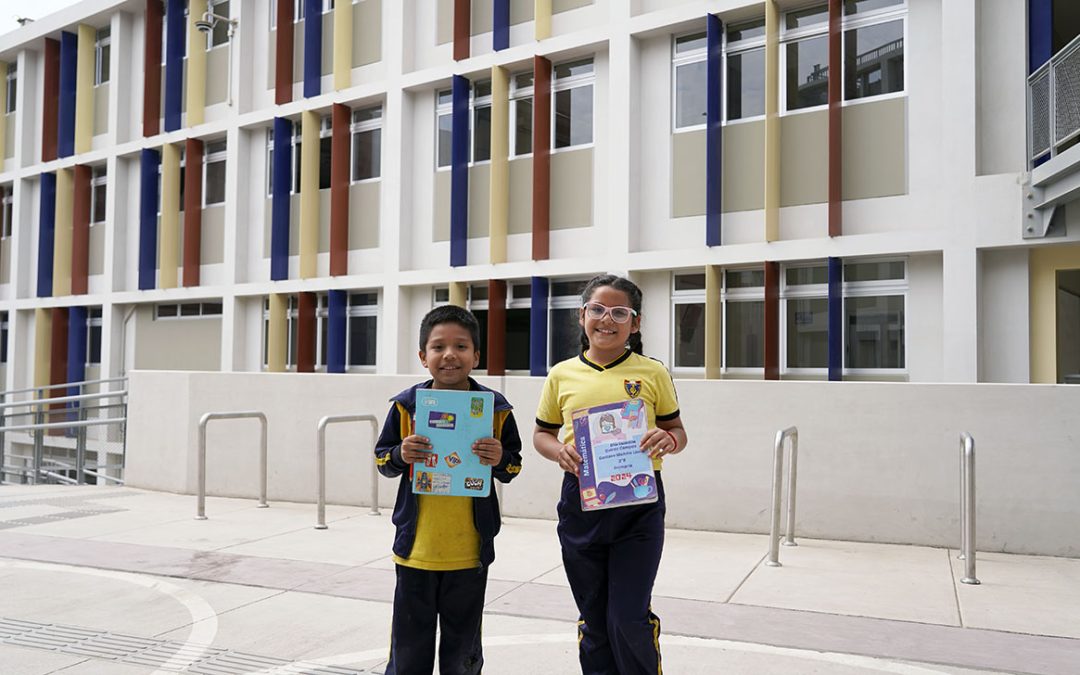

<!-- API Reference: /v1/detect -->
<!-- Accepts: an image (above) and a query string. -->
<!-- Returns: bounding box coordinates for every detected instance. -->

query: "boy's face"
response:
[419,322,479,390]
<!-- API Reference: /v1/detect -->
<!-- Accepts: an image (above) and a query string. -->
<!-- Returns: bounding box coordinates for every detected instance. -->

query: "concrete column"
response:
[605,28,636,260]
[942,246,979,382]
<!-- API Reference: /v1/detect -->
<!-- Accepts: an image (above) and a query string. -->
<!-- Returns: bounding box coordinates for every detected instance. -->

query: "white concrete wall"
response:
[127,370,1080,557]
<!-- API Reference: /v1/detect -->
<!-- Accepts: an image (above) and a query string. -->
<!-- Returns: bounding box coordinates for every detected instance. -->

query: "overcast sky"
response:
[1,1,83,39]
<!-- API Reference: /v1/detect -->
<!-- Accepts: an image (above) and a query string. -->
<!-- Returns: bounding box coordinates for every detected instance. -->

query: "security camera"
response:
[195,17,214,34]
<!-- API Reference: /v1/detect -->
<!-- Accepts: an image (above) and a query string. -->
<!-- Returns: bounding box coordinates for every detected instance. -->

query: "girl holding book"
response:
[534,274,687,675]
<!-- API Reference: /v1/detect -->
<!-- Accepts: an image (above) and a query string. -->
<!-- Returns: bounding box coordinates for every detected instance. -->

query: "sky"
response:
[1,0,84,39]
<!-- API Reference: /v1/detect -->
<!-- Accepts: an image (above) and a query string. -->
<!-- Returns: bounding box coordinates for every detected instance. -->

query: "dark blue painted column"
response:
[57,31,78,158]
[493,0,510,51]
[1029,0,1053,74]
[529,276,548,376]
[138,148,161,290]
[304,0,322,98]
[327,289,346,373]
[450,74,470,267]
[164,0,185,131]
[705,14,723,247]
[271,118,293,281]
[67,306,88,397]
[827,256,842,381]
[37,173,57,298]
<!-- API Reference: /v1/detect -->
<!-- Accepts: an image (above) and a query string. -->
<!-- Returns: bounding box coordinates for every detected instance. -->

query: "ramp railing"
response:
[314,414,381,529]
[196,411,268,520]
[765,426,799,567]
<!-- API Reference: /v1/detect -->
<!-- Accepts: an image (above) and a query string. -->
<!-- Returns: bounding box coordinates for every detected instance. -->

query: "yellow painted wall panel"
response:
[1030,244,1080,383]
[53,169,74,296]
[34,309,52,388]
[160,143,181,289]
[268,294,288,373]
[333,0,353,90]
[449,282,467,308]
[75,25,95,154]
[535,0,552,40]
[705,265,721,379]
[300,111,320,279]
[187,0,208,126]
[489,66,509,264]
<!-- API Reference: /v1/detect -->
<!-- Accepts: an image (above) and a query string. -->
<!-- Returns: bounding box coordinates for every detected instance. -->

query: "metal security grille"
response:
[1054,39,1080,148]
[1028,33,1080,164]
[1030,69,1051,160]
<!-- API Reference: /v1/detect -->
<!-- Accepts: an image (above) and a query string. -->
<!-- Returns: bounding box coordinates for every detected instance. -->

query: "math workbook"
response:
[571,399,657,511]
[412,389,494,498]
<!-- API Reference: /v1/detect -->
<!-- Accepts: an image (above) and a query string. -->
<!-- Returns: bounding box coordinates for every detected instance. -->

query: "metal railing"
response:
[958,432,980,585]
[1028,32,1080,165]
[765,426,799,567]
[315,414,381,529]
[196,411,267,520]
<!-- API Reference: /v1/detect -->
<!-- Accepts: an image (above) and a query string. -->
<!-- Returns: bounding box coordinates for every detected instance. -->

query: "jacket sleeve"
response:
[374,403,409,478]
[493,410,523,484]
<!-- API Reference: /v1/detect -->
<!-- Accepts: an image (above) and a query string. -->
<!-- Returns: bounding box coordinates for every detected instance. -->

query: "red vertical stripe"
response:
[71,164,91,295]
[47,307,69,432]
[487,279,506,376]
[183,138,203,287]
[42,38,60,161]
[276,0,295,104]
[531,56,551,261]
[764,261,780,380]
[330,103,350,276]
[296,292,316,373]
[453,0,471,61]
[828,0,842,237]
[143,0,162,137]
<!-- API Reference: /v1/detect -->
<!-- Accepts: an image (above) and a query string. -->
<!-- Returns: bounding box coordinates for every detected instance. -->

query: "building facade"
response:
[0,0,1077,392]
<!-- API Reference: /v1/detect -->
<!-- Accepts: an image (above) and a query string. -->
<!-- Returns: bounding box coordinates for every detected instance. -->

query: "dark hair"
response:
[578,274,644,355]
[419,305,482,352]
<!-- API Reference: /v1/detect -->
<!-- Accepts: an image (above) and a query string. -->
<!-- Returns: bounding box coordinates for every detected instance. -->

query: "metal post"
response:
[32,394,44,485]
[960,433,980,585]
[766,426,799,567]
[196,419,208,519]
[196,411,268,520]
[783,428,799,547]
[315,414,380,530]
[75,405,88,485]
[957,439,966,561]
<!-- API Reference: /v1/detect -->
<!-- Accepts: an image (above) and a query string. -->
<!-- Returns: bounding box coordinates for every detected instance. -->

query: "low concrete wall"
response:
[126,372,1080,557]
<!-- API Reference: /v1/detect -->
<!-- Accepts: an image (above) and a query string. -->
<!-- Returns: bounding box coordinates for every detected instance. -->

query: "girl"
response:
[534,274,687,675]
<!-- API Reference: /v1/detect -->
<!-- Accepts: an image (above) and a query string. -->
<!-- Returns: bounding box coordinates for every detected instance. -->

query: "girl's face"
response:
[580,286,640,356]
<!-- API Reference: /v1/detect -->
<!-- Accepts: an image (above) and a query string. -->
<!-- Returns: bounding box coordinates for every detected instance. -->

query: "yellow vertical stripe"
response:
[300,111,320,279]
[187,0,208,126]
[535,0,552,41]
[268,294,288,373]
[489,66,509,265]
[333,0,353,91]
[1030,244,1080,383]
[449,282,467,308]
[764,0,781,243]
[75,24,95,154]
[34,308,53,388]
[53,168,74,297]
[0,60,7,169]
[160,143,181,289]
[705,265,721,379]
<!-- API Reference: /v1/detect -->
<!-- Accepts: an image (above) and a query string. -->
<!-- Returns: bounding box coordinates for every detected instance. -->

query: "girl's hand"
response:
[401,434,433,464]
[472,437,504,466]
[640,428,679,459]
[558,443,583,475]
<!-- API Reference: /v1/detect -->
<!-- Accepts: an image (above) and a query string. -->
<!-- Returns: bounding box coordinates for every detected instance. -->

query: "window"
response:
[155,302,223,319]
[95,27,111,84]
[435,80,494,168]
[0,312,7,364]
[87,307,102,365]
[724,269,765,369]
[548,279,588,367]
[553,59,593,149]
[270,0,334,28]
[843,260,905,370]
[784,265,829,370]
[351,106,382,181]
[266,122,303,196]
[672,21,766,129]
[672,33,708,129]
[1,184,13,237]
[318,115,332,189]
[91,167,107,224]
[5,63,15,114]
[262,292,377,370]
[511,72,533,156]
[162,0,189,65]
[434,283,533,372]
[347,292,378,367]
[672,273,706,368]
[208,0,230,48]
[204,140,227,205]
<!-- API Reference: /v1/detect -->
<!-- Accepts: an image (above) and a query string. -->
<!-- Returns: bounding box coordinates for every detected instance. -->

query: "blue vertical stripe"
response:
[450,74,470,267]
[57,31,78,157]
[164,0,185,131]
[138,148,161,290]
[303,0,323,98]
[493,0,510,51]
[828,256,842,381]
[1028,0,1053,74]
[327,289,346,373]
[37,173,57,298]
[271,118,292,281]
[705,14,723,247]
[529,276,549,376]
[67,306,88,397]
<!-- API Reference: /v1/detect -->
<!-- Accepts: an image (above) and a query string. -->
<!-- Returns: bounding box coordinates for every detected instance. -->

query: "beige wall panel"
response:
[780,110,828,207]
[843,98,907,200]
[433,170,450,242]
[202,205,225,264]
[93,83,109,136]
[554,0,593,12]
[159,63,189,118]
[206,47,228,105]
[437,0,453,45]
[472,0,493,34]
[0,238,9,284]
[550,148,592,230]
[672,130,705,218]
[635,0,695,13]
[511,0,535,23]
[723,120,765,213]
[468,164,491,238]
[268,30,276,90]
[322,13,334,77]
[353,0,382,67]
[349,181,381,249]
[293,22,304,83]
[89,223,105,275]
[261,196,301,257]
[133,306,222,371]
[4,114,13,158]
[508,157,532,235]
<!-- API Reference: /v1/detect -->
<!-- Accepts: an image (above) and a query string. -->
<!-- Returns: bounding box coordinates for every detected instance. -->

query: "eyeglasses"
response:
[582,302,638,324]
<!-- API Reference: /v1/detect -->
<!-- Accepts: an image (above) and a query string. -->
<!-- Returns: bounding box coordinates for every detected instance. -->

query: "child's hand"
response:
[558,443,583,476]
[640,428,678,459]
[401,434,433,464]
[472,437,503,466]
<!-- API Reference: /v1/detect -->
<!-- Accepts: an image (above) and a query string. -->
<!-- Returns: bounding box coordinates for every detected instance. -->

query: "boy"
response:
[375,305,523,675]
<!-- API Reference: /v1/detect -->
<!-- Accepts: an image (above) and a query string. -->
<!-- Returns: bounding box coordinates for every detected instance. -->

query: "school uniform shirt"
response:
[535,350,680,471]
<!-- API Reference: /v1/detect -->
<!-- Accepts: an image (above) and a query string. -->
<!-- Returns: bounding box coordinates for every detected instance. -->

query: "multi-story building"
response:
[0,0,1077,394]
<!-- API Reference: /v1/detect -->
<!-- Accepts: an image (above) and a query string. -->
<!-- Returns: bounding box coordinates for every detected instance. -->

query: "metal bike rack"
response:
[765,426,799,567]
[315,414,381,529]
[196,411,268,520]
[958,432,980,585]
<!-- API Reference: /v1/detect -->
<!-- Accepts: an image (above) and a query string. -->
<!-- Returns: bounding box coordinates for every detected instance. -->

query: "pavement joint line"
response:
[947,547,965,628]
[724,550,769,604]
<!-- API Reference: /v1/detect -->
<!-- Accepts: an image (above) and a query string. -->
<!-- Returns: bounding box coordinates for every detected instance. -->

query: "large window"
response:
[266,122,303,195]
[262,292,377,371]
[672,21,766,130]
[87,307,102,365]
[434,283,532,372]
[548,279,589,366]
[156,302,223,319]
[95,27,111,84]
[204,140,227,205]
[511,72,533,157]
[843,261,905,371]
[671,273,706,368]
[91,166,107,224]
[1,184,13,238]
[5,63,15,114]
[553,59,594,149]
[351,105,382,181]
[207,0,230,48]
[0,312,7,364]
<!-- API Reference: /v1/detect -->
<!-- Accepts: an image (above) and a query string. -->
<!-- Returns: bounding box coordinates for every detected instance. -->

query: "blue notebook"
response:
[412,389,494,497]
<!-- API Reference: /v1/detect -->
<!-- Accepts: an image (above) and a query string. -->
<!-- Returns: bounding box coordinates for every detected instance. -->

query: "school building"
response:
[0,0,1078,394]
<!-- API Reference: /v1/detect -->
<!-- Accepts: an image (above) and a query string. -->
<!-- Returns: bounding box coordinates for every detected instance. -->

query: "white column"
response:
[605,27,637,260]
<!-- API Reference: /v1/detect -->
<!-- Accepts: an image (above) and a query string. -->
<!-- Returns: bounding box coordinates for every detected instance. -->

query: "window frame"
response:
[90,166,107,225]
[203,139,227,207]
[4,63,16,114]
[207,0,231,50]
[94,27,111,85]
[86,307,103,366]
[155,301,224,320]
[261,292,378,372]
[1,184,13,238]
[266,122,305,197]
[350,105,383,184]
[161,0,190,66]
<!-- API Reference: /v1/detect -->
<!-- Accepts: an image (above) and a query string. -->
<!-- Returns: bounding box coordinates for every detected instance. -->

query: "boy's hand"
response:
[558,443,582,476]
[472,437,504,466]
[400,434,433,464]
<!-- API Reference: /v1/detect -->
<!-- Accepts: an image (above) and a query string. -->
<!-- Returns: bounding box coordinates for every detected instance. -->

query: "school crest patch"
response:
[624,379,642,398]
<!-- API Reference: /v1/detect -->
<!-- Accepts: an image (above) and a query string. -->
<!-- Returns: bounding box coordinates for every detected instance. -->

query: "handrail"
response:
[765,426,799,568]
[958,432,980,585]
[315,414,381,529]
[0,389,128,411]
[0,377,127,399]
[196,411,268,520]
[0,417,126,433]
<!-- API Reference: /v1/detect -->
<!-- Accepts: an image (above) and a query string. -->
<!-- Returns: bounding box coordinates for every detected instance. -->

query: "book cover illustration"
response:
[412,389,494,497]
[571,398,657,511]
